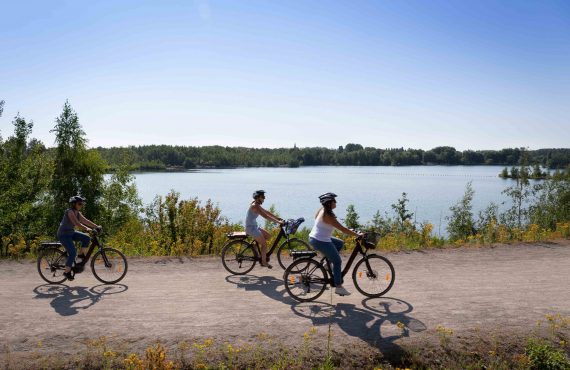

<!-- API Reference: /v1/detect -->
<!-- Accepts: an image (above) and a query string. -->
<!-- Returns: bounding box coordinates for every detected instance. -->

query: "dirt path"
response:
[1,241,569,361]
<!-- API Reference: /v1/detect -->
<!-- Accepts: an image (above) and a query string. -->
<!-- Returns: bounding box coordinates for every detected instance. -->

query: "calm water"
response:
[130,166,521,235]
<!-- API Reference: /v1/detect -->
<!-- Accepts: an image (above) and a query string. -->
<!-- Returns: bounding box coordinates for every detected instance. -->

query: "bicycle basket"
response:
[363,232,380,249]
[285,217,305,235]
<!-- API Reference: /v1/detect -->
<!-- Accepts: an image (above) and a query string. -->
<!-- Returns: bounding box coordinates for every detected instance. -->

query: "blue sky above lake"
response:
[1,0,569,149]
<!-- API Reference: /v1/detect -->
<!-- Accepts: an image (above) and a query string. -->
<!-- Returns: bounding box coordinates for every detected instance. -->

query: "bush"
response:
[525,338,570,370]
[446,182,475,241]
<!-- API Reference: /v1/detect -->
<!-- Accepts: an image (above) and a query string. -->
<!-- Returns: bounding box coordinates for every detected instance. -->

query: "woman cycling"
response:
[309,192,363,296]
[245,190,284,268]
[57,196,101,281]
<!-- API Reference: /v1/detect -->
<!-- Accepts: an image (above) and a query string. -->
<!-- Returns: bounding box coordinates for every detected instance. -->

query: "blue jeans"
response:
[309,237,344,286]
[58,232,91,267]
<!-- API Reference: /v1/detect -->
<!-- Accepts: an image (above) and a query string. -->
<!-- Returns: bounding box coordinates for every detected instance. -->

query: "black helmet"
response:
[69,195,86,204]
[319,192,337,205]
[252,190,266,199]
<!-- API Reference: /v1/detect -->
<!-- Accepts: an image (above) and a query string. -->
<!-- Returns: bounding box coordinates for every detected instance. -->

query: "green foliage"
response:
[446,182,475,241]
[391,192,414,229]
[49,101,106,227]
[132,190,238,256]
[502,169,534,228]
[344,204,360,229]
[529,173,570,230]
[525,338,570,370]
[0,115,53,254]
[99,166,142,236]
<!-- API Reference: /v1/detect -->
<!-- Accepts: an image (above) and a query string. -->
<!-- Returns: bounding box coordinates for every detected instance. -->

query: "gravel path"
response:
[1,240,569,361]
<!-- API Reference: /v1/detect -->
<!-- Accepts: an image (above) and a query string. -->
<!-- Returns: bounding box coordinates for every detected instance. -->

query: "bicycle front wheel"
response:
[276,238,312,270]
[37,247,68,284]
[221,240,257,275]
[352,254,395,298]
[91,248,128,284]
[284,258,328,302]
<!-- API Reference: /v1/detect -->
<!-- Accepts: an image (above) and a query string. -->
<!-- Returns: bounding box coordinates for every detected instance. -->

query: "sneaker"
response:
[64,271,75,281]
[335,286,351,296]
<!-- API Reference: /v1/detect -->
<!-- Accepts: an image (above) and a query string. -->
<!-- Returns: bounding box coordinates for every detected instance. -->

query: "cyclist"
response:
[309,192,362,296]
[245,190,284,268]
[57,196,102,281]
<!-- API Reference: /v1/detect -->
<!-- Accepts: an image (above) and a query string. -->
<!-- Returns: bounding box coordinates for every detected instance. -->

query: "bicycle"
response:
[283,232,395,302]
[221,217,310,274]
[37,228,128,285]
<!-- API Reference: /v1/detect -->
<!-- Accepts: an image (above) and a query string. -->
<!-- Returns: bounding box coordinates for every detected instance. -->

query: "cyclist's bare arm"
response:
[67,210,91,232]
[253,204,283,224]
[323,213,361,237]
[78,213,99,229]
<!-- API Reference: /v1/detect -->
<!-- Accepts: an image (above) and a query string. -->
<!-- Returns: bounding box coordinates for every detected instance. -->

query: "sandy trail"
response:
[1,241,569,359]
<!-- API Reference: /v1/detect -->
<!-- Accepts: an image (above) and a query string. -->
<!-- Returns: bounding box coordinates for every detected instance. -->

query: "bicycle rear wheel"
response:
[284,258,328,302]
[37,247,68,284]
[91,248,128,284]
[276,238,312,270]
[352,254,395,298]
[221,240,257,275]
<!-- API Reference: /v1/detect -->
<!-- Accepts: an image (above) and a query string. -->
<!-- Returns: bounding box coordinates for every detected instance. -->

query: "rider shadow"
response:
[33,284,128,317]
[225,274,296,304]
[291,297,426,361]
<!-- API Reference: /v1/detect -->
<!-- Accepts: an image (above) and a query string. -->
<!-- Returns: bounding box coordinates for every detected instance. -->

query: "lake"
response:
[130,166,524,235]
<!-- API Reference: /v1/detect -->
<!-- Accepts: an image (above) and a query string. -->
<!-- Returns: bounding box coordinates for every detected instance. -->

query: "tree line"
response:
[95,144,570,171]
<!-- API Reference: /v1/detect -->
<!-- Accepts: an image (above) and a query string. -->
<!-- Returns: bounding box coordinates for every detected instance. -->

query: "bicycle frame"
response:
[251,225,290,259]
[317,240,371,284]
[77,232,112,268]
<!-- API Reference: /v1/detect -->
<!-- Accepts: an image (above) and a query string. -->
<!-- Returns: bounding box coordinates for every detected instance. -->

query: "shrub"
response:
[446,182,475,241]
[525,338,570,370]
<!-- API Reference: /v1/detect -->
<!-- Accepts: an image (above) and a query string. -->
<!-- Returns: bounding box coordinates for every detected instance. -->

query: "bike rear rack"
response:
[291,250,317,259]
[40,242,62,249]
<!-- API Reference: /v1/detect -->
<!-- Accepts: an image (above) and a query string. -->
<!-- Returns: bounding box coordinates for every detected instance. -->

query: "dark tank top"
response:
[57,209,79,236]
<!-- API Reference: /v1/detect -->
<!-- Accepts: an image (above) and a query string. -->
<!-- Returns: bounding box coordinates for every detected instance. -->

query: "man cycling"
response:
[57,196,102,281]
[245,190,284,268]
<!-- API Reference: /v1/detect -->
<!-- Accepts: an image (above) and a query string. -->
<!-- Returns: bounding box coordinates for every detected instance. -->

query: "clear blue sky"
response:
[1,0,569,149]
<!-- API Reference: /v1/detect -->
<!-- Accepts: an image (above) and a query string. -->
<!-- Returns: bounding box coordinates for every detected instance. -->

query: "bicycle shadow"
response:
[225,274,426,359]
[291,297,426,360]
[33,284,128,316]
[225,274,296,304]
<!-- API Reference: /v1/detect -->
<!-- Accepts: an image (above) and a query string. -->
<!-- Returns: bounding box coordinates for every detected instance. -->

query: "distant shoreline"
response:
[105,163,555,174]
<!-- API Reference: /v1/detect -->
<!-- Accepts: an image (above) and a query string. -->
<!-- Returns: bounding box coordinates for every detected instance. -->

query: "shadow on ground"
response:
[33,284,128,316]
[225,274,426,360]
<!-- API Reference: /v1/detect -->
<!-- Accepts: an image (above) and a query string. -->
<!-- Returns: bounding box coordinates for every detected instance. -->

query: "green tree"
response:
[531,164,544,179]
[345,204,360,229]
[49,101,106,229]
[100,165,142,236]
[502,166,532,228]
[446,182,475,241]
[0,115,52,254]
[391,192,414,229]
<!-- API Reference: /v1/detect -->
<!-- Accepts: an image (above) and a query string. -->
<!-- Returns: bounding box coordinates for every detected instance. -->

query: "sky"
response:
[1,0,569,150]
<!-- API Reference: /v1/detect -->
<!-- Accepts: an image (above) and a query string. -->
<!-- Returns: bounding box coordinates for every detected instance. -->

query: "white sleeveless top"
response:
[309,210,335,242]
